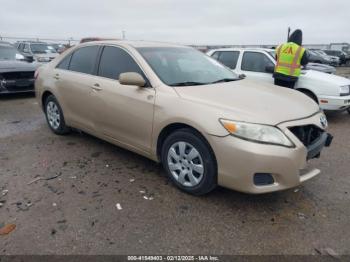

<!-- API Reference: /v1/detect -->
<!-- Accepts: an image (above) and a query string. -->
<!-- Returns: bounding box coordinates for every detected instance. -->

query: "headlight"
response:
[219,119,294,147]
[340,85,350,96]
[37,57,50,62]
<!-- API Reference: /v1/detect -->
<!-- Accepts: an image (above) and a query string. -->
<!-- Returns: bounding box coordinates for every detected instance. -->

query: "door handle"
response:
[53,74,60,80]
[91,83,102,91]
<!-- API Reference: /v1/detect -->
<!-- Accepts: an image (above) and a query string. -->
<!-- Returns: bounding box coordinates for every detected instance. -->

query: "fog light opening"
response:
[254,173,274,186]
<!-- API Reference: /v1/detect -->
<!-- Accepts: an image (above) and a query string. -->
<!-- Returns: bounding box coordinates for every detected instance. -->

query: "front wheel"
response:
[347,108,350,115]
[44,95,70,135]
[161,128,217,195]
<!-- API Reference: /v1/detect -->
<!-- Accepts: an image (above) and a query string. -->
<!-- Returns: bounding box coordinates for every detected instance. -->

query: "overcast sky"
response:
[0,0,349,45]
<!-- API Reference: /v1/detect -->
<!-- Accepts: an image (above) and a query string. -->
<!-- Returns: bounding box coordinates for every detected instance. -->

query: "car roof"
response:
[208,47,274,53]
[0,42,14,47]
[18,41,47,44]
[79,40,189,49]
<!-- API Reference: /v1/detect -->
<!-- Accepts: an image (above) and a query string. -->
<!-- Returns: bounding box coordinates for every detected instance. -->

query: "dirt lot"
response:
[0,68,350,256]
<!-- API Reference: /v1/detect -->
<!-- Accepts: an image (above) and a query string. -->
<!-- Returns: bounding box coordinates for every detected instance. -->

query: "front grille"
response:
[0,71,35,92]
[0,71,35,80]
[289,125,324,147]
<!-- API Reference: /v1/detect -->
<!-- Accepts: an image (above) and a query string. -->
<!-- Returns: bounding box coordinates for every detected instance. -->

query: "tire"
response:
[161,128,217,195]
[347,108,350,115]
[44,95,70,135]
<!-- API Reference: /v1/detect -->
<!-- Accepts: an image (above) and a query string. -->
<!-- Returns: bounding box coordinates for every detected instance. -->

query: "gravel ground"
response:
[0,68,350,256]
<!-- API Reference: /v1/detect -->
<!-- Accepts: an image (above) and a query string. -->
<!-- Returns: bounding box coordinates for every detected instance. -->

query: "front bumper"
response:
[318,94,350,111]
[0,78,35,93]
[209,112,331,194]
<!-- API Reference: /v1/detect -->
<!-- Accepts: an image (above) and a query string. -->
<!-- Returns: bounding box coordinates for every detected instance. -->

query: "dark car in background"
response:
[0,42,39,94]
[312,50,340,66]
[51,43,66,54]
[307,50,333,65]
[323,50,349,65]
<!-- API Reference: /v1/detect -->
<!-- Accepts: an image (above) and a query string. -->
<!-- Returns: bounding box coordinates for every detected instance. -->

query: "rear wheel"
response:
[44,95,70,135]
[161,128,217,195]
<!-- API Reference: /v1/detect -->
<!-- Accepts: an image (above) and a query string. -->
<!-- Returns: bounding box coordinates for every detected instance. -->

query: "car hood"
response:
[304,63,336,73]
[300,69,350,85]
[306,63,334,69]
[0,60,39,72]
[174,79,320,126]
[34,53,59,58]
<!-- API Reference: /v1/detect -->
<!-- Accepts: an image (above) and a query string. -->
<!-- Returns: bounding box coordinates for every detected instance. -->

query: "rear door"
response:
[238,51,275,84]
[90,45,155,153]
[54,45,100,131]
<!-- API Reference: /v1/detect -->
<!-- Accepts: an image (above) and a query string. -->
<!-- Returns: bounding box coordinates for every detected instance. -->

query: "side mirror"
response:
[24,55,34,63]
[119,72,146,87]
[238,74,246,79]
[265,64,275,73]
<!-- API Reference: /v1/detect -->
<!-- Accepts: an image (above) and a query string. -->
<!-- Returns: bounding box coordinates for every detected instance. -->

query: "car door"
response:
[91,45,155,153]
[238,51,275,84]
[54,45,100,131]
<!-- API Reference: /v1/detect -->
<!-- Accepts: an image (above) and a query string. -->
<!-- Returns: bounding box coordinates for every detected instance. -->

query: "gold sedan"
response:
[35,41,332,195]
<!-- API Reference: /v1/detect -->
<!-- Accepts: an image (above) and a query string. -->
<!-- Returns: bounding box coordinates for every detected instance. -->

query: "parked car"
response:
[16,41,59,63]
[80,37,119,43]
[35,41,332,195]
[323,50,348,65]
[51,43,66,54]
[307,50,333,65]
[312,50,340,66]
[306,63,336,74]
[207,48,350,112]
[0,42,39,94]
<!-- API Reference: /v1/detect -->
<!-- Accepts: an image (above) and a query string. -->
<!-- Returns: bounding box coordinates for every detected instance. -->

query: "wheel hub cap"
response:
[167,141,204,187]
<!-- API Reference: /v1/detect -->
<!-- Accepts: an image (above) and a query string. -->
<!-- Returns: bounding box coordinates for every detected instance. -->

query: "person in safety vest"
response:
[273,29,309,89]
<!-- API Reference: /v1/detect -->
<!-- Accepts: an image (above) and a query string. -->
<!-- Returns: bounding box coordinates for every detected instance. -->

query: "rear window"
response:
[69,46,100,74]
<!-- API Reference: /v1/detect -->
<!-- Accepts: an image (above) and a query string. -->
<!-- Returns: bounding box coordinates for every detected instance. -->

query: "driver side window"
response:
[241,52,274,73]
[98,46,144,80]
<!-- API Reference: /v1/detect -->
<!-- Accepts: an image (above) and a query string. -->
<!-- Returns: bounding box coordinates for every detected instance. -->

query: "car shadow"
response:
[71,130,298,209]
[0,92,35,100]
[324,110,349,124]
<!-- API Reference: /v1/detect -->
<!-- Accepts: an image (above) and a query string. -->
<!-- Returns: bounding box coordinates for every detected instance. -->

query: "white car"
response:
[207,48,350,111]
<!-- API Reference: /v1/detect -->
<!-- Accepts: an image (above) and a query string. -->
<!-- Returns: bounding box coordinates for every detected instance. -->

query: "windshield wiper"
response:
[210,78,238,84]
[170,81,206,86]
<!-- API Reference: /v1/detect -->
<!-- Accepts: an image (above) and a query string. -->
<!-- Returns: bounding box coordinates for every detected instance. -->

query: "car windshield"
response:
[314,50,327,56]
[51,44,63,50]
[30,44,57,54]
[137,47,239,86]
[0,45,24,60]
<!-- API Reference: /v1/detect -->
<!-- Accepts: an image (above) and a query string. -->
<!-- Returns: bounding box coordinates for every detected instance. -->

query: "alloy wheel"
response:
[46,101,61,130]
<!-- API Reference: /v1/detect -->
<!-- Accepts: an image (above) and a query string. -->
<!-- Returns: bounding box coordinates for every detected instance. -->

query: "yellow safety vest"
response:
[275,42,305,77]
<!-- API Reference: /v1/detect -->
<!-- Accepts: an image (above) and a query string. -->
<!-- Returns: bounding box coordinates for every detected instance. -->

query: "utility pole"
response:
[287,27,291,41]
[68,37,73,46]
[122,30,126,40]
